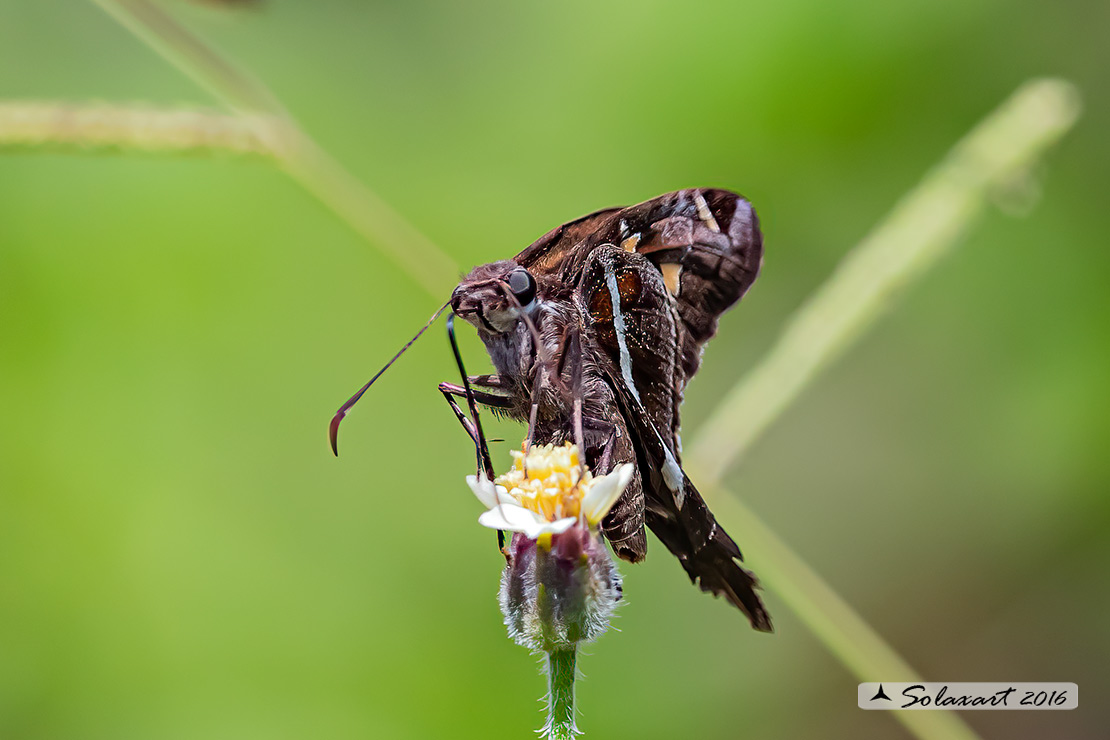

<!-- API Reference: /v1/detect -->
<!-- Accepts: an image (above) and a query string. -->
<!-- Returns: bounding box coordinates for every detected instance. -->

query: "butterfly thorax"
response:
[452,261,584,428]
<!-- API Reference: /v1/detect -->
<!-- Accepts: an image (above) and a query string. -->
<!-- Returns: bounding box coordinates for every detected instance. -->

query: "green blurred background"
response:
[1,1,1107,738]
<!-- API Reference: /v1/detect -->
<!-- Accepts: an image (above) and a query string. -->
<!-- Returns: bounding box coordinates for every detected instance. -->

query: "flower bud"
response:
[500,523,622,652]
[464,442,634,651]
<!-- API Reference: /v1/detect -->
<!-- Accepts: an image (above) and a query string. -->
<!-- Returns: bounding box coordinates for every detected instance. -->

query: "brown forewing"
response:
[516,189,762,381]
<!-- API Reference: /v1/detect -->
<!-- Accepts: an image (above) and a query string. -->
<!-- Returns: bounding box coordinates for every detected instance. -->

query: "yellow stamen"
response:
[496,442,593,522]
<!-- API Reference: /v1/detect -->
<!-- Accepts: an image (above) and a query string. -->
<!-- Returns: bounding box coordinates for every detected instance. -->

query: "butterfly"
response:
[332,188,771,632]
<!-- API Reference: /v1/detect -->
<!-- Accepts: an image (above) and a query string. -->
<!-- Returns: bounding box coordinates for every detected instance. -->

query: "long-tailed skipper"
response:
[332,188,772,632]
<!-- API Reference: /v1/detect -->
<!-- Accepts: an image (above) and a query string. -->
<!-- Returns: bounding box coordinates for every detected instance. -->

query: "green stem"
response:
[684,79,1080,740]
[545,648,578,739]
[686,78,1081,482]
[90,0,458,298]
[0,101,279,158]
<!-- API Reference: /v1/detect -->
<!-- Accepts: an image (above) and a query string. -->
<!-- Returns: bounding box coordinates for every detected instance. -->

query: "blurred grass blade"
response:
[0,101,281,158]
[687,78,1081,482]
[684,79,1080,740]
[704,483,982,740]
[90,0,459,297]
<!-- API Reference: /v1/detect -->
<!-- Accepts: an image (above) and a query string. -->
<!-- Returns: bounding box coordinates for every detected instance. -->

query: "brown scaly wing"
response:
[571,245,677,565]
[575,244,772,632]
[615,188,763,379]
[599,353,773,632]
[513,205,622,282]
[515,188,763,380]
[575,245,680,443]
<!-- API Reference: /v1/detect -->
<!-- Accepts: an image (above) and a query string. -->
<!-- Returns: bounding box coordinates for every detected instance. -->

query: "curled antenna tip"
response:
[326,301,450,459]
[329,411,343,456]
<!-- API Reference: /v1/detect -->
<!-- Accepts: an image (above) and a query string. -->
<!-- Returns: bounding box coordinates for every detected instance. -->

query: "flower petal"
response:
[582,463,634,526]
[466,474,512,509]
[478,502,547,533]
[521,516,577,539]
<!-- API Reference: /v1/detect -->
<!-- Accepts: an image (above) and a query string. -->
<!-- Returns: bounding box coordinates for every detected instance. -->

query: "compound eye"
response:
[507,268,536,306]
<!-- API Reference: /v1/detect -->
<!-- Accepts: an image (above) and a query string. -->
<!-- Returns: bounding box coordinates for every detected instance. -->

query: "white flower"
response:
[465,474,514,509]
[466,475,577,538]
[580,462,633,527]
[464,443,634,538]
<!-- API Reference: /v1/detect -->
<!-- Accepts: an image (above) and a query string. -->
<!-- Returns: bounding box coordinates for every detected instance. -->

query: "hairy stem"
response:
[545,648,578,739]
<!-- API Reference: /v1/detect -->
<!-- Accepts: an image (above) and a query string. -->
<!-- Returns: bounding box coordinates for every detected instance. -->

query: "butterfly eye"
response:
[507,268,536,306]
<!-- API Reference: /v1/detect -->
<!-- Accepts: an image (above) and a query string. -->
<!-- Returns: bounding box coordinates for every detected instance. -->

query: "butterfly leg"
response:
[439,376,513,551]
[439,372,508,448]
[438,376,513,409]
[567,330,588,471]
[438,377,512,475]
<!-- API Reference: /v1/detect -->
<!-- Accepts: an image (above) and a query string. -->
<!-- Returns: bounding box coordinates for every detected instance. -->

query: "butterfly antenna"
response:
[329,302,450,456]
[446,313,496,480]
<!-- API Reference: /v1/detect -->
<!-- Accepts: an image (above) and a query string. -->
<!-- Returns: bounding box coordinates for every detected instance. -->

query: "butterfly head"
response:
[451,260,539,334]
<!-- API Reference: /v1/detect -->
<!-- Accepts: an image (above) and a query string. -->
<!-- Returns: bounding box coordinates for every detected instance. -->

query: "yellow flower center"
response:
[495,442,593,522]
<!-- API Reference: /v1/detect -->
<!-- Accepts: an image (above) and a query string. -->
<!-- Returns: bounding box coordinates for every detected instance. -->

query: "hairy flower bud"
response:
[465,443,633,650]
[501,524,622,652]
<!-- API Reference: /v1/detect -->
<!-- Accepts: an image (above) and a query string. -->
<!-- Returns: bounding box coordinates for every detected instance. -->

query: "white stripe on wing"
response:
[605,262,685,505]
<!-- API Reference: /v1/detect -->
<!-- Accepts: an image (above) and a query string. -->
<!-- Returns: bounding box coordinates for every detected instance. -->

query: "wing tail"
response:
[646,481,773,633]
[687,530,773,632]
